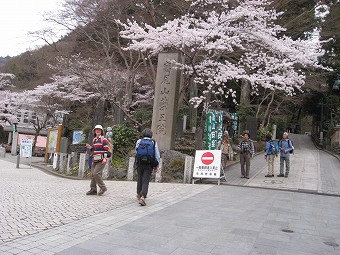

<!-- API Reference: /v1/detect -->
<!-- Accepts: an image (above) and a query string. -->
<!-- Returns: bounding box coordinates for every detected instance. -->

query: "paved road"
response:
[0,159,211,245]
[1,184,339,255]
[0,134,339,254]
[225,134,340,195]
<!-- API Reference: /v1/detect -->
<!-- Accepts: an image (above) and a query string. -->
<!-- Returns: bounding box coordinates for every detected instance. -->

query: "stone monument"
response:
[151,52,181,151]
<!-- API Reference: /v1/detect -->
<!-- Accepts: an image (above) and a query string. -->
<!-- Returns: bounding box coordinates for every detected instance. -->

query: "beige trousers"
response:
[90,161,106,190]
[267,155,275,176]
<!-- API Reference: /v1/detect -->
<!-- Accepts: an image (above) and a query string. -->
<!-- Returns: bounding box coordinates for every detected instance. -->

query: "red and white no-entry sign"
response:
[201,152,214,165]
[193,150,221,178]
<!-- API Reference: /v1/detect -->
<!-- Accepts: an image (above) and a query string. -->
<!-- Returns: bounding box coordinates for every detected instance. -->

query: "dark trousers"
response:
[137,164,152,198]
[240,152,251,177]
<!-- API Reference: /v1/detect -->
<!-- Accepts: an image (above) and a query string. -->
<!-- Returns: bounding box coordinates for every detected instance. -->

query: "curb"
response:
[31,162,84,180]
[310,136,340,162]
[221,182,340,198]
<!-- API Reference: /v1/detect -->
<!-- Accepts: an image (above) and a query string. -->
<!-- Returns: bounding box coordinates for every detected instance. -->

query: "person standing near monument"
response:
[278,132,294,178]
[218,135,230,170]
[85,125,109,196]
[264,133,278,177]
[238,130,255,179]
[135,128,160,206]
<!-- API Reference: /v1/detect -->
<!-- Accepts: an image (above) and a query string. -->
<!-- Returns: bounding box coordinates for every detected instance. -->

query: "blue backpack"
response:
[136,138,157,165]
[270,141,279,155]
[279,139,294,154]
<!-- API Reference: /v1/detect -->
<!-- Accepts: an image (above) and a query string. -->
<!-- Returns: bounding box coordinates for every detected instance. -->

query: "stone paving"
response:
[0,158,212,245]
[0,133,339,254]
[224,134,340,195]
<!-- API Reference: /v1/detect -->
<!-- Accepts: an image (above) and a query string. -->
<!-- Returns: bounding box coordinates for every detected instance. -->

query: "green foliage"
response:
[110,154,128,170]
[133,108,152,129]
[81,125,92,143]
[236,103,256,123]
[257,128,270,141]
[111,124,138,154]
[66,163,79,176]
[273,0,316,39]
[178,105,189,118]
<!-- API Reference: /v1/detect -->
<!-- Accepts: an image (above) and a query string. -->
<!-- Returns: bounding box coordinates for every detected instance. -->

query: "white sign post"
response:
[19,138,33,168]
[20,138,33,158]
[193,150,222,185]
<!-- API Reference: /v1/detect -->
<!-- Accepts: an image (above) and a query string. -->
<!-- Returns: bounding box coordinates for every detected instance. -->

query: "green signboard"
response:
[206,110,223,150]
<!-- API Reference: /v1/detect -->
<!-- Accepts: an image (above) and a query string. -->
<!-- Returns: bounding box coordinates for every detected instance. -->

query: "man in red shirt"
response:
[85,125,109,196]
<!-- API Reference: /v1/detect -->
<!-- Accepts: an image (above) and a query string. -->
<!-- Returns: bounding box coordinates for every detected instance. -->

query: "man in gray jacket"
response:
[278,132,294,178]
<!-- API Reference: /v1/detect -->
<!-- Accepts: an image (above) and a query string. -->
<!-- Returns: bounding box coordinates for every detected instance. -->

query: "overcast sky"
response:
[0,0,66,57]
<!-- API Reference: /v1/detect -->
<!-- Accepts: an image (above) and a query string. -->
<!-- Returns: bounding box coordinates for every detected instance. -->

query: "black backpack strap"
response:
[288,139,292,148]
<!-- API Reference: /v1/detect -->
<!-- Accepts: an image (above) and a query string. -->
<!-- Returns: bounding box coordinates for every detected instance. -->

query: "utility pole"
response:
[320,97,324,146]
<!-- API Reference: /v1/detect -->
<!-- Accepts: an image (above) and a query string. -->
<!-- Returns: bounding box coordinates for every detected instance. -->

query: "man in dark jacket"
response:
[135,128,160,206]
[238,130,255,179]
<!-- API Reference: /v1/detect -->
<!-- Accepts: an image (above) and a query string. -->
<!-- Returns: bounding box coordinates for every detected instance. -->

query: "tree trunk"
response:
[89,98,106,142]
[261,91,275,127]
[239,79,251,136]
[189,79,198,131]
[240,79,251,105]
[114,90,125,125]
[195,92,211,149]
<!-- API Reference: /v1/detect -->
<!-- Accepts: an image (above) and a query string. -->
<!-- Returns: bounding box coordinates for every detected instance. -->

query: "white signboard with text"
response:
[193,150,221,178]
[20,138,33,158]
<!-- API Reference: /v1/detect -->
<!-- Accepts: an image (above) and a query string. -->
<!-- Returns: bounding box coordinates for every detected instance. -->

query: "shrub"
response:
[111,125,138,155]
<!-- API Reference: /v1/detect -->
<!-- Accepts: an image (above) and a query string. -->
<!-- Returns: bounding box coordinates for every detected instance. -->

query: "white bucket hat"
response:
[93,125,104,135]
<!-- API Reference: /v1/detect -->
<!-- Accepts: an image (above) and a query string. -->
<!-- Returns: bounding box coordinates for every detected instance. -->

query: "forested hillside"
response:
[1,0,339,143]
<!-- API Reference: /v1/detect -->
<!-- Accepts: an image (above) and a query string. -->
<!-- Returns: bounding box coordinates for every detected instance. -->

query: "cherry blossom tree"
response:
[119,0,326,143]
[20,76,98,149]
[0,73,16,125]
[45,0,165,124]
[49,54,153,126]
[1,74,97,149]
[120,0,324,106]
[0,73,15,90]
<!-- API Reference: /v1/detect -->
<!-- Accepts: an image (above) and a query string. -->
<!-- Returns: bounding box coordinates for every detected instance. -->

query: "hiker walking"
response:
[278,132,294,178]
[264,133,278,177]
[218,135,230,170]
[135,128,160,206]
[238,130,255,179]
[85,125,109,196]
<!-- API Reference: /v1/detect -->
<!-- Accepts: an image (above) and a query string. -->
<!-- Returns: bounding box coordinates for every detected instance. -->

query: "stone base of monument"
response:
[66,154,72,175]
[59,153,67,174]
[127,157,135,181]
[0,147,5,158]
[183,156,194,184]
[102,158,110,179]
[78,153,86,178]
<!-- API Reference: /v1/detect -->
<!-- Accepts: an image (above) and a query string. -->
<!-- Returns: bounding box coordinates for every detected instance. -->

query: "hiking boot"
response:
[139,197,146,206]
[284,173,289,178]
[245,176,250,179]
[277,174,284,177]
[86,189,97,195]
[98,187,107,196]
